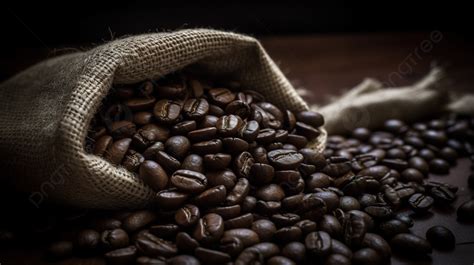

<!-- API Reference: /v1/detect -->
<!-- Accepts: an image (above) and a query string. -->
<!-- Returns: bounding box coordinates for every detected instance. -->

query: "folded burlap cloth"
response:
[0,29,471,209]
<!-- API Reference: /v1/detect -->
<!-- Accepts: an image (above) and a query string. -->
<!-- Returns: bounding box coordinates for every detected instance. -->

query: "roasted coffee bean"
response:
[155,83,185,98]
[408,193,434,213]
[408,156,430,175]
[135,232,178,257]
[172,120,197,135]
[306,173,333,191]
[225,100,251,118]
[193,185,227,207]
[226,178,250,205]
[183,98,209,119]
[281,194,304,211]
[339,196,361,211]
[429,158,450,174]
[377,219,409,239]
[305,231,332,256]
[199,115,219,128]
[155,151,181,173]
[104,138,132,165]
[256,184,285,201]
[267,256,295,265]
[188,127,217,142]
[219,235,244,257]
[142,142,165,160]
[248,163,274,185]
[273,226,302,244]
[122,210,157,232]
[235,247,264,265]
[153,99,181,124]
[325,254,351,265]
[352,248,382,265]
[239,120,260,142]
[297,193,327,221]
[364,204,393,219]
[104,246,137,265]
[286,134,308,149]
[193,213,224,244]
[165,136,191,160]
[192,139,222,154]
[314,191,340,212]
[343,212,367,248]
[394,213,414,228]
[401,168,424,183]
[390,233,432,255]
[295,122,320,140]
[101,229,129,250]
[122,150,145,172]
[203,153,232,170]
[222,137,249,153]
[167,255,200,265]
[195,247,231,264]
[224,213,254,229]
[361,233,391,260]
[241,196,257,213]
[223,228,260,247]
[175,204,200,227]
[256,200,282,216]
[93,135,113,156]
[149,224,179,239]
[381,159,408,171]
[330,239,353,259]
[155,189,189,210]
[216,115,243,137]
[318,214,342,238]
[234,152,254,178]
[206,170,236,190]
[294,219,317,235]
[181,154,204,173]
[271,213,301,227]
[457,199,474,221]
[135,256,166,265]
[429,185,456,204]
[422,130,448,146]
[296,111,324,128]
[252,219,277,242]
[176,232,199,253]
[281,241,305,263]
[426,225,455,250]
[139,160,168,191]
[46,241,74,260]
[171,170,208,194]
[76,229,100,251]
[208,88,236,106]
[109,120,137,139]
[268,149,304,170]
[207,205,241,220]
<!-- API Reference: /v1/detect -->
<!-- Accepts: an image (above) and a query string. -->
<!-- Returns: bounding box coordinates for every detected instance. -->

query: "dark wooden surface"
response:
[1,32,473,264]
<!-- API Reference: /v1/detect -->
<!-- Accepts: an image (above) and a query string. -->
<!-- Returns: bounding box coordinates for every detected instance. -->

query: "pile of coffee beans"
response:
[1,74,474,265]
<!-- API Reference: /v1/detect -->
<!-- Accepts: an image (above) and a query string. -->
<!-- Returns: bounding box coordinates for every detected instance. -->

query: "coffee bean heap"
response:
[2,75,473,265]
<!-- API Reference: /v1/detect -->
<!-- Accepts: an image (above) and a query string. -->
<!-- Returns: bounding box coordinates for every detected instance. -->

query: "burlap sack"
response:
[0,29,326,209]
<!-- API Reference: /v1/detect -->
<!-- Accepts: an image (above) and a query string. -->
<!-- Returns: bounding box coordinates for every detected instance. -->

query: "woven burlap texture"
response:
[0,29,326,209]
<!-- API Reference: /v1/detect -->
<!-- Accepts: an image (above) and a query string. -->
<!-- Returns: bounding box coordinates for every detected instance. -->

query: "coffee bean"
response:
[219,235,244,257]
[224,213,254,229]
[235,247,264,265]
[188,127,217,142]
[155,151,181,173]
[104,246,137,265]
[142,142,165,160]
[225,100,251,118]
[172,120,197,135]
[390,233,432,255]
[241,196,257,213]
[408,193,434,213]
[93,135,113,156]
[286,134,308,149]
[76,229,100,251]
[109,120,137,139]
[325,254,351,265]
[199,115,219,128]
[361,233,391,261]
[248,163,274,185]
[183,98,209,119]
[295,122,320,140]
[226,178,250,205]
[377,219,409,239]
[176,232,199,253]
[149,224,179,239]
[167,255,200,265]
[339,196,361,211]
[155,83,185,98]
[429,185,456,204]
[297,193,327,221]
[271,213,301,227]
[281,241,305,263]
[193,185,227,207]
[122,150,145,172]
[267,256,296,265]
[165,136,191,160]
[305,231,332,256]
[208,88,236,106]
[171,170,207,194]
[216,115,243,137]
[122,210,157,232]
[207,205,241,220]
[203,153,232,170]
[429,158,450,174]
[239,120,260,142]
[234,152,254,178]
[100,229,129,250]
[153,99,181,124]
[181,154,204,173]
[330,239,353,259]
[352,248,382,265]
[193,213,224,244]
[268,149,304,170]
[422,130,448,146]
[256,184,285,201]
[192,139,223,154]
[426,225,455,250]
[408,156,430,175]
[195,247,231,264]
[222,137,249,153]
[155,189,189,210]
[252,219,277,242]
[175,204,200,227]
[223,228,260,247]
[364,204,393,219]
[206,170,236,190]
[457,199,474,221]
[104,138,132,165]
[139,160,168,191]
[136,256,166,265]
[318,215,342,238]
[135,232,178,257]
[401,168,424,184]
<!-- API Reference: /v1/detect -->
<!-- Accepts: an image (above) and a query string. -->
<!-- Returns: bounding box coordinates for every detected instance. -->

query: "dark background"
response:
[1,2,473,82]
